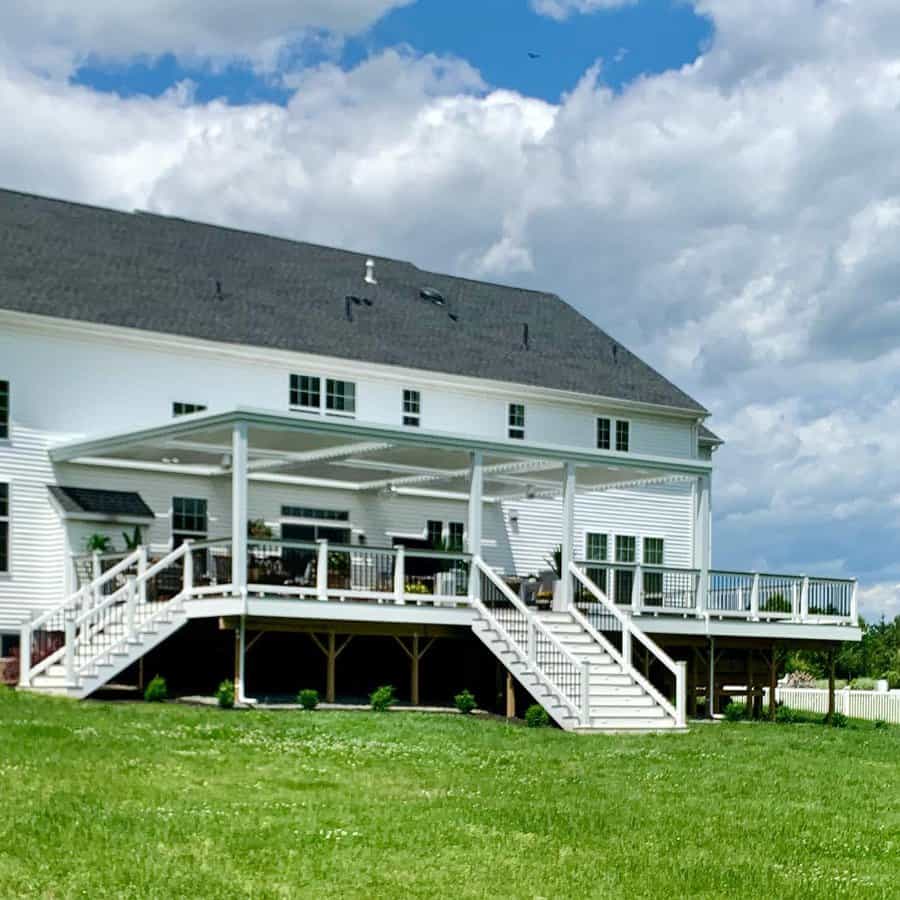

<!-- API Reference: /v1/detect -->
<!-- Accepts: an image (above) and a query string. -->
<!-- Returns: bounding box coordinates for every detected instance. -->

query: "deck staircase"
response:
[18,545,191,699]
[470,558,686,733]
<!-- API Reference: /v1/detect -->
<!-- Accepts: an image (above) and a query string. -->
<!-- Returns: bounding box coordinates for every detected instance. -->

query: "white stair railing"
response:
[472,557,590,725]
[570,562,686,728]
[69,543,192,683]
[21,547,143,685]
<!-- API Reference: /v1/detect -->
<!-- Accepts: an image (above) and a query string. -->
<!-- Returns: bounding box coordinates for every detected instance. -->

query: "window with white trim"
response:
[172,497,207,548]
[508,403,525,440]
[403,389,421,427]
[448,522,464,552]
[0,483,8,574]
[585,533,607,562]
[426,520,443,548]
[290,374,321,410]
[326,379,356,415]
[615,535,636,563]
[597,416,630,452]
[643,537,664,566]
[173,402,207,417]
[0,381,8,440]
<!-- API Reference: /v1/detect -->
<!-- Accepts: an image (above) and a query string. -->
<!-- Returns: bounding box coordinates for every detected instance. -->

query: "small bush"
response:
[724,702,746,722]
[882,670,900,690]
[215,680,234,709]
[297,688,319,710]
[775,704,798,724]
[454,689,476,715]
[826,712,849,728]
[144,675,168,703]
[849,677,877,691]
[370,685,396,712]
[525,704,550,728]
[874,719,889,730]
[783,670,816,689]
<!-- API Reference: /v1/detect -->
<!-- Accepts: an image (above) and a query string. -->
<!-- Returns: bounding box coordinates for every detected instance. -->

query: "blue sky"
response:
[3,1,900,619]
[73,0,711,104]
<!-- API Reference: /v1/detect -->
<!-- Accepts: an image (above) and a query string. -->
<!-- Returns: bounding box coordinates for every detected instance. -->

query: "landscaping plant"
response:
[453,689,476,715]
[215,680,235,709]
[143,675,168,703]
[370,685,396,712]
[724,702,746,722]
[297,688,320,710]
[525,704,550,728]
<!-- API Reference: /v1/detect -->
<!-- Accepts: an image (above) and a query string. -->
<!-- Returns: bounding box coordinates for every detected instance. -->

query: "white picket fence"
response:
[768,688,900,724]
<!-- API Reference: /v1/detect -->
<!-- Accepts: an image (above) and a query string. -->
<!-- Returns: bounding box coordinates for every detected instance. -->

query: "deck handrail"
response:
[473,556,588,723]
[570,562,685,727]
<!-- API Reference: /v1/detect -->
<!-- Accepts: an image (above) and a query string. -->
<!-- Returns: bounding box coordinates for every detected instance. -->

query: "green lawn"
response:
[1,690,898,899]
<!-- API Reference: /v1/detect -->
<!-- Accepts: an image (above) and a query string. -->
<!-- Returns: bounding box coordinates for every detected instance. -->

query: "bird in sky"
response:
[527,51,541,59]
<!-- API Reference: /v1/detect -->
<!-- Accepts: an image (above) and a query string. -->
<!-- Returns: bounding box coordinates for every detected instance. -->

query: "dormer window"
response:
[403,390,421,427]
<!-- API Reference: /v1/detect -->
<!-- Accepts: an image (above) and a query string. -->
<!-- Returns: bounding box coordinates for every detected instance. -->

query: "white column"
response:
[231,421,249,600]
[559,462,576,610]
[467,451,484,598]
[694,473,711,615]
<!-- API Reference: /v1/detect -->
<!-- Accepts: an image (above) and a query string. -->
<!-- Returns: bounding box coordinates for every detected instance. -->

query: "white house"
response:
[0,188,860,731]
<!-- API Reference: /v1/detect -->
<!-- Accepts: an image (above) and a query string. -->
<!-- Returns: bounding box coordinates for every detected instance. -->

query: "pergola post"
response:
[558,462,576,610]
[467,451,484,599]
[232,421,249,600]
[694,474,711,616]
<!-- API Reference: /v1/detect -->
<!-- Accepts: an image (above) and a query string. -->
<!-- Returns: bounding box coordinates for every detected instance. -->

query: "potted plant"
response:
[248,519,273,540]
[545,545,567,611]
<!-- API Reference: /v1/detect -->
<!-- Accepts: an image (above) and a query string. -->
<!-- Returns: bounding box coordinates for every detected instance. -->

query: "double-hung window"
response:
[508,403,525,440]
[585,532,608,592]
[597,416,630,452]
[290,375,321,411]
[614,535,636,604]
[325,379,355,415]
[0,381,8,440]
[173,402,207,417]
[403,390,421,427]
[172,497,207,548]
[426,520,444,548]
[448,522,464,552]
[0,483,8,574]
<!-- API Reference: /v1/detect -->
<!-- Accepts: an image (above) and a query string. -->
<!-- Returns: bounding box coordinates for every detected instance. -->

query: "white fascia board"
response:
[49,407,714,477]
[1,309,706,421]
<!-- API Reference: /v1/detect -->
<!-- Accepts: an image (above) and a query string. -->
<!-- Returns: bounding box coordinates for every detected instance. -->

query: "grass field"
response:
[1,690,898,899]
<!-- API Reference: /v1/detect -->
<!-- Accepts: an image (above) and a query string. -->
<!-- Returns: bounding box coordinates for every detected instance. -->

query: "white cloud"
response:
[858,583,900,623]
[0,1,412,76]
[531,1,637,21]
[2,1,900,616]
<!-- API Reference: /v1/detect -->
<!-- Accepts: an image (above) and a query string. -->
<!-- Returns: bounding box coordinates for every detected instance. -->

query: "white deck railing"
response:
[572,560,856,625]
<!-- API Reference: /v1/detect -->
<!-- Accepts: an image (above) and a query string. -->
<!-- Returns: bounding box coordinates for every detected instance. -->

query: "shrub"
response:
[849,677,877,691]
[144,675,168,703]
[881,670,900,690]
[215,680,234,709]
[775,704,798,724]
[370,685,396,712]
[525,704,550,728]
[297,688,320,710]
[826,712,849,728]
[724,702,746,722]
[454,689,476,715]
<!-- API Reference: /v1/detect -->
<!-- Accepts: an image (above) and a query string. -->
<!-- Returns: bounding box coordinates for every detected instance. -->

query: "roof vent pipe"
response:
[365,258,377,285]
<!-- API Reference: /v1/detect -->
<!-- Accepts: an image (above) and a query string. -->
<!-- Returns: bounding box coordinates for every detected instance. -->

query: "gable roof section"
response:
[698,423,723,445]
[0,188,706,414]
[48,485,154,520]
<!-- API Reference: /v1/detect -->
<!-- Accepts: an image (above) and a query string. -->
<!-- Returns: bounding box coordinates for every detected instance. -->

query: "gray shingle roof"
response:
[48,486,154,519]
[0,188,706,413]
[698,423,723,444]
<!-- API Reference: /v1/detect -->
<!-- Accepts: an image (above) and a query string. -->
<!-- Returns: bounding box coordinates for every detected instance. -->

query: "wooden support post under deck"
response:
[768,643,778,721]
[708,636,715,718]
[394,634,436,705]
[505,672,515,719]
[746,649,754,719]
[310,632,353,703]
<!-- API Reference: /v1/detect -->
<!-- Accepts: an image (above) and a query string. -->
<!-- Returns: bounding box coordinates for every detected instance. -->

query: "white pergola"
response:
[51,406,714,610]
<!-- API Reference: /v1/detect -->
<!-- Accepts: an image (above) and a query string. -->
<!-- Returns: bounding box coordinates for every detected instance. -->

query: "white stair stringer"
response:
[19,544,191,700]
